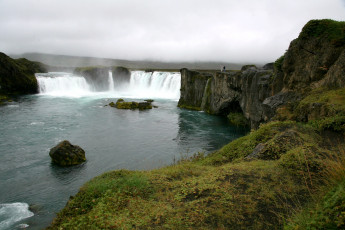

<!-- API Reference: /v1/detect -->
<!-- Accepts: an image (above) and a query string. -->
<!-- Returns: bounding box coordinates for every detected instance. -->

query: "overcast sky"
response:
[0,0,345,63]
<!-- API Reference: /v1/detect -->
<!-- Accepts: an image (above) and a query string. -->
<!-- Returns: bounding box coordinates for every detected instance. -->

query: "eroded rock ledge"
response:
[178,19,345,129]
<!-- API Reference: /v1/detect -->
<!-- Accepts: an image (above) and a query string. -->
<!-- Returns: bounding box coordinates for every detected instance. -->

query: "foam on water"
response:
[0,203,33,230]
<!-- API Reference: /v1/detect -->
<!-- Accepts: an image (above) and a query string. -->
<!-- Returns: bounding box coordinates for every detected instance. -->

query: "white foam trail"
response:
[0,203,33,230]
[108,71,115,92]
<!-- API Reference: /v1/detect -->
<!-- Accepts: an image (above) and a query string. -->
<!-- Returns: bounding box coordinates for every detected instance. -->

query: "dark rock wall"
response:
[178,68,213,110]
[179,66,273,128]
[281,20,345,91]
[112,66,131,87]
[74,66,131,91]
[178,20,345,129]
[0,52,46,94]
[74,66,110,91]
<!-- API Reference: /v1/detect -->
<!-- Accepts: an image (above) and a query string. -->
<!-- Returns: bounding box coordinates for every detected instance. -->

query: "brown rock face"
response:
[281,19,345,91]
[49,140,86,166]
[177,20,345,129]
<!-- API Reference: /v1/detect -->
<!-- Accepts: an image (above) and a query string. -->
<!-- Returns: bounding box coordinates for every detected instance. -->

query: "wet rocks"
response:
[108,98,154,110]
[49,140,86,166]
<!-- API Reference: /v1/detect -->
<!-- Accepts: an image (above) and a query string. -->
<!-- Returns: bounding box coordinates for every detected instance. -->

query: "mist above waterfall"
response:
[36,71,181,100]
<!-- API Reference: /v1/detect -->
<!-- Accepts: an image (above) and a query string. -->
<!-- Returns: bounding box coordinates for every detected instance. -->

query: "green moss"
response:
[201,121,296,165]
[227,112,249,127]
[295,88,345,133]
[0,52,46,94]
[47,117,345,229]
[285,177,345,230]
[299,19,345,47]
[274,55,285,72]
[0,94,9,105]
[178,104,201,111]
[111,99,153,110]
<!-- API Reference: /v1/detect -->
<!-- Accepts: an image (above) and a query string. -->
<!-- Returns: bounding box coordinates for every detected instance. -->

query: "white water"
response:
[36,71,181,100]
[108,71,115,91]
[0,203,33,230]
[36,73,91,98]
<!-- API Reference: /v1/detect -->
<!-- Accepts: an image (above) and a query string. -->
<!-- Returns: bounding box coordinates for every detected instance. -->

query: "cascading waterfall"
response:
[108,71,115,92]
[36,71,181,100]
[36,73,92,98]
[124,71,181,99]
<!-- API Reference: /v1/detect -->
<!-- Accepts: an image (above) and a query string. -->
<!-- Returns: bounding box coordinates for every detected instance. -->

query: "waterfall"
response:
[108,71,115,91]
[123,71,181,100]
[36,71,181,100]
[36,73,92,97]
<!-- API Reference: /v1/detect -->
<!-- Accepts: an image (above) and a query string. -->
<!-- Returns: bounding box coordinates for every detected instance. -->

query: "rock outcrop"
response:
[178,19,345,129]
[112,66,131,87]
[178,69,213,111]
[49,140,86,166]
[280,19,345,91]
[0,52,46,94]
[74,66,110,91]
[109,98,153,110]
[178,66,273,128]
[74,66,131,91]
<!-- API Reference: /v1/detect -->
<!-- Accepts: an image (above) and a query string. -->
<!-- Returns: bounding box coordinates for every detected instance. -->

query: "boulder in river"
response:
[108,98,153,110]
[49,140,86,166]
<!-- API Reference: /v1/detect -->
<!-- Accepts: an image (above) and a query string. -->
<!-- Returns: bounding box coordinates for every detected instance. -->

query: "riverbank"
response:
[47,120,345,229]
[47,19,345,229]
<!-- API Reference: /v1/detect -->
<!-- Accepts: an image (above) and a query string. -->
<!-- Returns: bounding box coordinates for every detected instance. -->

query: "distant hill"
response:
[10,53,252,71]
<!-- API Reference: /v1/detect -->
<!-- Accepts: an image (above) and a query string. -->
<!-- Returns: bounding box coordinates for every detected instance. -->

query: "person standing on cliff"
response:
[222,66,226,72]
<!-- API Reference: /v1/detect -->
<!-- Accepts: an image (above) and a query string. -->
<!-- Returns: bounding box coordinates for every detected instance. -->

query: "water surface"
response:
[0,72,248,229]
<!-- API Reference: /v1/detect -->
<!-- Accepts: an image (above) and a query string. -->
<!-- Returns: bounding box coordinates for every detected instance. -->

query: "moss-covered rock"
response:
[0,52,46,94]
[281,19,345,90]
[49,140,86,166]
[227,112,250,127]
[109,98,153,110]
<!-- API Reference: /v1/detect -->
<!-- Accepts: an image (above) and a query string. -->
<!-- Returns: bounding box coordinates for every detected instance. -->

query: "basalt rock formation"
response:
[74,66,110,91]
[178,19,345,129]
[178,66,273,128]
[74,66,130,91]
[0,52,46,94]
[112,66,131,87]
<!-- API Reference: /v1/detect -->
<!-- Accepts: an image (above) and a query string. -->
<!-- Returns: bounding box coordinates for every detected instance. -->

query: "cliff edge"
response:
[178,19,345,129]
[0,52,46,95]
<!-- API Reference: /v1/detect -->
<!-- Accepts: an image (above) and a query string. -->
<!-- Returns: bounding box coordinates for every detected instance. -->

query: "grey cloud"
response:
[0,0,345,63]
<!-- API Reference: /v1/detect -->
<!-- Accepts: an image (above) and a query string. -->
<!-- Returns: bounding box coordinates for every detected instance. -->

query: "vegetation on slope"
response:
[48,120,344,229]
[0,52,46,95]
[48,19,345,229]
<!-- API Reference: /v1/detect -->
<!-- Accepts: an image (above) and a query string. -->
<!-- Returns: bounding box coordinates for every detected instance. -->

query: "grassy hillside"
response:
[47,119,345,229]
[47,19,345,229]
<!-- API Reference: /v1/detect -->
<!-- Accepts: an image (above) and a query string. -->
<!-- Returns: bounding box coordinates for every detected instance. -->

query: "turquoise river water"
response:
[0,72,248,229]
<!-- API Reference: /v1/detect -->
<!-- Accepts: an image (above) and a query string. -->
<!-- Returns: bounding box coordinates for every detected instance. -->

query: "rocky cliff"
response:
[178,65,273,128]
[74,66,130,91]
[178,19,345,129]
[0,52,46,94]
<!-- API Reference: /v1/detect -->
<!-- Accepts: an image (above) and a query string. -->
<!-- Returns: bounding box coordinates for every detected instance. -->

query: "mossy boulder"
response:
[49,140,86,166]
[0,52,46,94]
[108,98,153,110]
